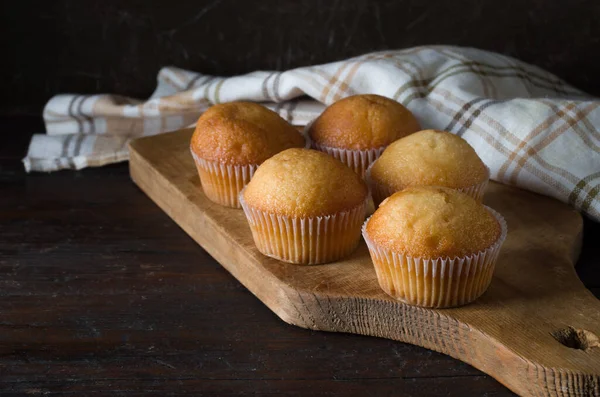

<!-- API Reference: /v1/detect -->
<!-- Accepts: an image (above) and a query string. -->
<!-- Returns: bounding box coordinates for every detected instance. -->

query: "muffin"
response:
[368,130,489,206]
[307,94,420,177]
[362,186,506,308]
[190,102,305,208]
[240,148,368,264]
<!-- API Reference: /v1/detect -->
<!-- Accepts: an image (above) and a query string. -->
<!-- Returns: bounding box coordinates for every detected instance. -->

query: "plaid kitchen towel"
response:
[24,46,600,221]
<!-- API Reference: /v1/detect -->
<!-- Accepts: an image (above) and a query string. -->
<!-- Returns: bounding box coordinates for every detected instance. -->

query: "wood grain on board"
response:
[129,128,600,397]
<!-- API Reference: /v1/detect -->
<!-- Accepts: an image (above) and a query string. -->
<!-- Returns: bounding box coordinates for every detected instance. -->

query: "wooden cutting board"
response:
[129,128,600,397]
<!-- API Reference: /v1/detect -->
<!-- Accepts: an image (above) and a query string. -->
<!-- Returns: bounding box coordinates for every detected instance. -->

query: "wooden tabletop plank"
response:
[0,168,512,395]
[2,116,599,395]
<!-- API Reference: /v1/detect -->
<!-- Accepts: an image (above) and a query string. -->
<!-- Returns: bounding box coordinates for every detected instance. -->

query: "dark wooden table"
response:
[1,116,599,396]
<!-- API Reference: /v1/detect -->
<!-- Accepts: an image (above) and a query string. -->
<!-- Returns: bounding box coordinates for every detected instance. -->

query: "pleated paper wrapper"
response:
[240,193,367,265]
[191,151,258,208]
[311,142,386,179]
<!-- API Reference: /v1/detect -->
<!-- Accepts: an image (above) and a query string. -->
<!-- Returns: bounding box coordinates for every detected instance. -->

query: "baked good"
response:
[362,186,506,308]
[240,148,368,264]
[368,129,489,205]
[190,102,305,208]
[307,94,420,177]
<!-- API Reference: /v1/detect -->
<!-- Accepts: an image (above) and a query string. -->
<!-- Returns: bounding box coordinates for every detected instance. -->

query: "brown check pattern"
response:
[24,46,600,220]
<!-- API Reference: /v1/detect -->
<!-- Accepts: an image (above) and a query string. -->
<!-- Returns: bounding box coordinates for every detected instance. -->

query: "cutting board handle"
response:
[278,279,600,397]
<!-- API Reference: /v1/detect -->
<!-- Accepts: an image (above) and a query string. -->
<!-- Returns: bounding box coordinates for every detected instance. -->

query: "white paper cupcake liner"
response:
[303,121,387,178]
[191,150,258,208]
[362,207,507,308]
[311,142,387,178]
[366,163,490,206]
[240,191,367,265]
[458,176,489,203]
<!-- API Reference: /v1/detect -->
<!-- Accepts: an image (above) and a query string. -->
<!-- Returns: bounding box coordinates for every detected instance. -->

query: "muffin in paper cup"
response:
[190,102,305,208]
[306,94,420,178]
[362,186,507,308]
[240,148,368,265]
[367,130,490,206]
[241,192,367,264]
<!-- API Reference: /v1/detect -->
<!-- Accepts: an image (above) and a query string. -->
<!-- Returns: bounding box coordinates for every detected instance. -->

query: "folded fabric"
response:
[24,46,600,221]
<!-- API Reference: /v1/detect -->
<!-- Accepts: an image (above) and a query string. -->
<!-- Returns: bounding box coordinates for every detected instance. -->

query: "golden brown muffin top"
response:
[366,186,500,258]
[190,102,305,164]
[308,94,420,150]
[243,148,368,217]
[370,130,488,190]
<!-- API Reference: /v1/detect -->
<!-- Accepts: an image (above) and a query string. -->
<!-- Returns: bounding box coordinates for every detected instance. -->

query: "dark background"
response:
[2,0,600,118]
